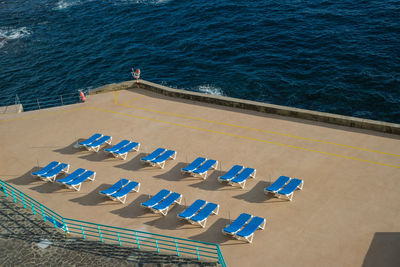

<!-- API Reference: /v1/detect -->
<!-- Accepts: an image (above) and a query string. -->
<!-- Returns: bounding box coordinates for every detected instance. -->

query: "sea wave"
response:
[195,85,224,96]
[0,27,31,49]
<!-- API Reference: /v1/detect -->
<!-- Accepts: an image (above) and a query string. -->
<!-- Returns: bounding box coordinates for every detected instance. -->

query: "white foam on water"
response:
[0,27,31,49]
[196,84,224,96]
[54,0,95,10]
[0,27,31,40]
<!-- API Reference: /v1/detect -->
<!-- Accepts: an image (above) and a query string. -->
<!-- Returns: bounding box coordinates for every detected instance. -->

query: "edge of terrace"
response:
[90,79,400,135]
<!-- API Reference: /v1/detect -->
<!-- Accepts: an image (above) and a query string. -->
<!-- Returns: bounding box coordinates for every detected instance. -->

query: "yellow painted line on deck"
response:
[0,106,86,123]
[88,106,400,169]
[121,95,145,105]
[118,103,400,158]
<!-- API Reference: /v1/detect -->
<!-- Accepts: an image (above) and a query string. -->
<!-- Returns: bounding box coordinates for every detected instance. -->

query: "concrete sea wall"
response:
[90,80,400,135]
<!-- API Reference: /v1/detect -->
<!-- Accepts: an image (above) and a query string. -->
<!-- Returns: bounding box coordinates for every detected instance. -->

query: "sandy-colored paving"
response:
[1,88,399,267]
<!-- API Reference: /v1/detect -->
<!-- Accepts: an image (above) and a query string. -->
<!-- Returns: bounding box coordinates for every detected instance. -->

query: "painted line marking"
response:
[87,106,400,169]
[117,103,400,158]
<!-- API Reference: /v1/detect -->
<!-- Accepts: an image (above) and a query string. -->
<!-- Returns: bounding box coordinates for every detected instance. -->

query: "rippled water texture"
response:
[0,0,399,123]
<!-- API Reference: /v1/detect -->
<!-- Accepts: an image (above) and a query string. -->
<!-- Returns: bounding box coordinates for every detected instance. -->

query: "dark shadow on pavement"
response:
[78,151,110,162]
[189,170,227,191]
[29,176,70,194]
[7,168,39,186]
[362,232,400,267]
[144,204,184,230]
[53,140,82,155]
[110,194,153,219]
[233,180,271,203]
[70,184,111,206]
[189,218,232,244]
[153,162,187,181]
[114,153,147,171]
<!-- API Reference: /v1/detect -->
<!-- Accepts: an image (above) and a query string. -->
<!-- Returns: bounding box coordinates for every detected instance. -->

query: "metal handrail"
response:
[0,180,226,266]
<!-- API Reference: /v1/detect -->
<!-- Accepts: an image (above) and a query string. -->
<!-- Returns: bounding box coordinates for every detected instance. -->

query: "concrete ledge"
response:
[0,104,23,114]
[90,79,400,135]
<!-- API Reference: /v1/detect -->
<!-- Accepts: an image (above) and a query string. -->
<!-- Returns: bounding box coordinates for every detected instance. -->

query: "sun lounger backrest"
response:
[181,157,207,173]
[141,148,166,162]
[190,202,218,222]
[152,192,181,210]
[218,165,244,181]
[110,181,139,198]
[265,176,291,193]
[88,135,111,147]
[116,142,139,154]
[235,216,265,238]
[151,150,176,163]
[66,170,95,186]
[104,140,130,153]
[193,159,217,174]
[230,168,255,183]
[100,179,130,195]
[178,199,207,219]
[223,213,252,235]
[32,161,59,176]
[141,189,171,207]
[57,168,86,184]
[41,163,68,178]
[78,133,102,145]
[278,178,303,195]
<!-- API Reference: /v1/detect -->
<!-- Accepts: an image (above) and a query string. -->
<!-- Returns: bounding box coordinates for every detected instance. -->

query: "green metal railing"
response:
[0,180,226,266]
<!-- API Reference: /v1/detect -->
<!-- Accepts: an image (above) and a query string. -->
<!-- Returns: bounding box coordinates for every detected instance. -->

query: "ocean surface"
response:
[0,0,399,123]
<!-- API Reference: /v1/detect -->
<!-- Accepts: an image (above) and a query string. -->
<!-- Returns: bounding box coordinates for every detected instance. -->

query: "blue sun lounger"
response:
[113,141,140,160]
[108,181,140,204]
[228,167,256,189]
[140,148,167,163]
[60,169,96,191]
[84,135,112,152]
[217,165,244,183]
[150,192,182,216]
[149,149,177,168]
[234,216,266,243]
[104,140,130,154]
[100,179,130,196]
[181,157,207,174]
[188,202,219,228]
[276,178,304,201]
[32,161,60,177]
[192,159,218,179]
[39,163,70,182]
[57,168,87,184]
[77,133,103,147]
[141,189,171,208]
[222,213,253,236]
[264,176,291,195]
[177,199,207,220]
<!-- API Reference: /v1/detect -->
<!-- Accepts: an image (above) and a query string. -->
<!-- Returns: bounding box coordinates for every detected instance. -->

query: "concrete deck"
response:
[0,88,399,266]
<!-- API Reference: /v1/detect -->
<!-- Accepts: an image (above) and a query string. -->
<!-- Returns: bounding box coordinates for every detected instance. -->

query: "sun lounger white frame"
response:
[276,179,304,201]
[39,163,70,183]
[150,193,182,216]
[63,171,96,191]
[234,217,266,243]
[149,150,177,169]
[228,168,256,189]
[192,160,218,180]
[84,136,112,152]
[114,142,140,160]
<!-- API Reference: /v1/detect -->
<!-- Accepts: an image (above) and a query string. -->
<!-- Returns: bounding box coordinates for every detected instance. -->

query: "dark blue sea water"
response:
[1,0,399,123]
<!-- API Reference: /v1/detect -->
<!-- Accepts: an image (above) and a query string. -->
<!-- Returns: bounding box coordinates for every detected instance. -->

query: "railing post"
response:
[155,239,160,253]
[62,218,68,236]
[52,215,58,229]
[134,232,140,249]
[98,225,103,243]
[81,225,86,239]
[60,95,64,105]
[20,193,26,209]
[11,190,17,203]
[196,245,200,261]
[174,239,180,256]
[31,202,36,215]
[37,99,40,109]
[1,181,7,197]
[40,204,46,221]
[117,233,121,246]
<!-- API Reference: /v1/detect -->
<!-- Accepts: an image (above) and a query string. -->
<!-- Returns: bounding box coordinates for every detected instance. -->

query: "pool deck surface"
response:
[0,88,399,266]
